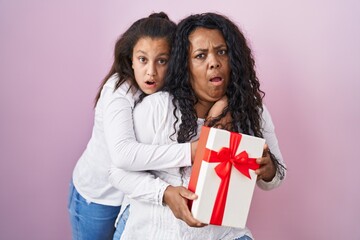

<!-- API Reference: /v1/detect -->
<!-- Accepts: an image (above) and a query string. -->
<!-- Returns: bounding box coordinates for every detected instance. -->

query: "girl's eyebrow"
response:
[134,50,148,55]
[157,53,170,57]
[134,51,169,57]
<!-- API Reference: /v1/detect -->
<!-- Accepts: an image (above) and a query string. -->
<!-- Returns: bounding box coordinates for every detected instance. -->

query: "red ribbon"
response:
[202,132,260,225]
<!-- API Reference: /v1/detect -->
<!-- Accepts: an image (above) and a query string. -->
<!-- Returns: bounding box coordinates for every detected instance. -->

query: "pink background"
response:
[1,1,359,239]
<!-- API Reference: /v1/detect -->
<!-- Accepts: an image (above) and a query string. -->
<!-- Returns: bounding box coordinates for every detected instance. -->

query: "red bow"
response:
[215,148,259,180]
[203,132,259,225]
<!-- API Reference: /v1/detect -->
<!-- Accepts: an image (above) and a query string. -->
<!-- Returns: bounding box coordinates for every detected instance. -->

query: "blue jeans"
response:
[67,181,121,240]
[235,236,252,240]
[113,205,130,240]
[112,205,252,240]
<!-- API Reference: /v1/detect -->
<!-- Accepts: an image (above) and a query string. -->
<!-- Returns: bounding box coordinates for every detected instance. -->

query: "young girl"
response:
[68,12,195,240]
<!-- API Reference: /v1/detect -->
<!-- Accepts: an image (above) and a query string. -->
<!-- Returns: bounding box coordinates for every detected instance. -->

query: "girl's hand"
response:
[205,96,232,130]
[207,95,228,119]
[163,186,206,227]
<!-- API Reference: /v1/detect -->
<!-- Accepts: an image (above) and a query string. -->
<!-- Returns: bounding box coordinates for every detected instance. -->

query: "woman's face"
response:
[132,37,170,94]
[188,27,230,105]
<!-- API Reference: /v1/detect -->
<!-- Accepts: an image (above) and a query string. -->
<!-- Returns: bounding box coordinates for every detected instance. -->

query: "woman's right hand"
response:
[163,185,206,228]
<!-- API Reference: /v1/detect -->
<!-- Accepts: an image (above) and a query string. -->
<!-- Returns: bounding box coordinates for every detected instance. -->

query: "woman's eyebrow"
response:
[193,48,208,53]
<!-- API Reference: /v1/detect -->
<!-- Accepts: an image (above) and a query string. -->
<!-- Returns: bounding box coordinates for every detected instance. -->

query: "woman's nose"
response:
[209,55,221,69]
[210,62,220,69]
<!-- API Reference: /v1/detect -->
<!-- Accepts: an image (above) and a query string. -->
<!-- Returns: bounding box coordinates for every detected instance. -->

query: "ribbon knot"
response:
[214,147,258,180]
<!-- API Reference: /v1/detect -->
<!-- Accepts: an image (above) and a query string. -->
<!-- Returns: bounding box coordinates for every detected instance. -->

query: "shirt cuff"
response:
[256,170,283,191]
[158,182,170,206]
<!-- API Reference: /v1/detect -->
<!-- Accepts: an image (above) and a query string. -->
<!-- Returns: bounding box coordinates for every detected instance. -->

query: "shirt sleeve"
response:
[108,92,184,205]
[101,80,191,171]
[256,105,287,190]
[109,163,169,206]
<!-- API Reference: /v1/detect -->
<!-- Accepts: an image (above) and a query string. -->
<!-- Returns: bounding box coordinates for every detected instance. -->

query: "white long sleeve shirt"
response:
[109,91,286,239]
[72,74,191,206]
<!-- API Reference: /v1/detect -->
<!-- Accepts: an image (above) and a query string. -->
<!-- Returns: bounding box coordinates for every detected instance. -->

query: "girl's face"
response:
[132,37,170,94]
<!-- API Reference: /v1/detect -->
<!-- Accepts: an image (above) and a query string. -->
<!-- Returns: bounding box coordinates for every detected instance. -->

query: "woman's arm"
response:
[205,97,285,189]
[256,105,287,190]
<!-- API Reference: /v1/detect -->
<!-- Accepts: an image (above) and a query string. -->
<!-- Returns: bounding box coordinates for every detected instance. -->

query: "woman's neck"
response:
[194,100,214,119]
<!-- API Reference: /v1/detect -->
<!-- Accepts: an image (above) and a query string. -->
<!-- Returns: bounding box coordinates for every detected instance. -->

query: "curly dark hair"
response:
[164,12,264,142]
[94,12,176,106]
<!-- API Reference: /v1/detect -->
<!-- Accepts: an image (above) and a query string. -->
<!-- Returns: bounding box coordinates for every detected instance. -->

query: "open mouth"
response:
[145,80,156,86]
[210,77,223,82]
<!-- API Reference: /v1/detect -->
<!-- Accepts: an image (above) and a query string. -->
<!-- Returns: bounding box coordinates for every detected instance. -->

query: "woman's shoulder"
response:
[260,104,272,118]
[261,104,269,115]
[260,104,275,130]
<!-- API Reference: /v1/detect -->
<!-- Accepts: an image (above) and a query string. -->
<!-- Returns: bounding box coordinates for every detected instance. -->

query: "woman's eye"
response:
[218,49,227,55]
[195,53,205,59]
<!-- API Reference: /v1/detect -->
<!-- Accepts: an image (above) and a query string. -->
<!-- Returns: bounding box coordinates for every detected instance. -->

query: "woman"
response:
[110,12,286,239]
[68,12,197,240]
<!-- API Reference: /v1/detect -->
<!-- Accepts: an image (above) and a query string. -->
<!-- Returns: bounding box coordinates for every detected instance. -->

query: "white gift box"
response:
[188,126,265,228]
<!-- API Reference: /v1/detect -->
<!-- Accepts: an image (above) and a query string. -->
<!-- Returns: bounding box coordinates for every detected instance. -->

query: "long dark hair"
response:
[164,12,264,142]
[166,12,285,178]
[94,12,176,106]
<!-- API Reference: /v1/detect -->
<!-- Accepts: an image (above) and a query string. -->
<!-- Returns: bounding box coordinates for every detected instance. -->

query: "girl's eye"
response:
[218,49,227,55]
[139,57,147,63]
[158,58,168,65]
[195,53,205,59]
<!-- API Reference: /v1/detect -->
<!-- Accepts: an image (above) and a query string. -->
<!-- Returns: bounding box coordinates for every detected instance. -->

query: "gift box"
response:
[188,126,265,228]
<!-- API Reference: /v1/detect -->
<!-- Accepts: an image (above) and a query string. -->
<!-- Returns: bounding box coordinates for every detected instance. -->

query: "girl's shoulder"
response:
[96,74,140,109]
[141,91,171,108]
[104,74,130,92]
[134,92,174,119]
[103,74,140,98]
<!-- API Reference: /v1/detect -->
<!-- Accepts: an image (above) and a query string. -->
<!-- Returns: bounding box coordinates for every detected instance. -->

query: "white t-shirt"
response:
[72,74,191,206]
[110,91,285,239]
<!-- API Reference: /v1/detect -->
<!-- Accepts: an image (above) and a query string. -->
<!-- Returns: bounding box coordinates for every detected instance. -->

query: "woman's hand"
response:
[163,185,206,227]
[255,144,276,182]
